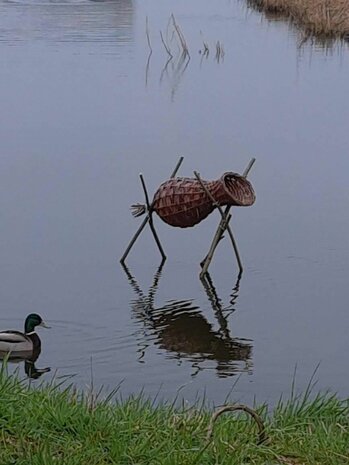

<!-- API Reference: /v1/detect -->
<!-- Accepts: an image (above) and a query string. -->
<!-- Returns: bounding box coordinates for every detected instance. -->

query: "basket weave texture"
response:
[152,172,255,228]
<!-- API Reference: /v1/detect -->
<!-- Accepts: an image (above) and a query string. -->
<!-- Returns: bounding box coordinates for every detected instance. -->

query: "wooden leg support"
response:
[120,157,184,265]
[197,158,255,277]
[139,173,166,261]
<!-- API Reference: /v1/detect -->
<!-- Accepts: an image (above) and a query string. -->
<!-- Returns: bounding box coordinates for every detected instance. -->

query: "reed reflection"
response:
[122,264,253,378]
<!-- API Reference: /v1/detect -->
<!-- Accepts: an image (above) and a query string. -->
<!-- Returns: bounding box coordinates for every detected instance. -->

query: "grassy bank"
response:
[247,0,349,39]
[0,370,348,464]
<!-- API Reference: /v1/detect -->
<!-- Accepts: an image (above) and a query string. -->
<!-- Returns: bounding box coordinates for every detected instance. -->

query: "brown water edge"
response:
[247,0,349,42]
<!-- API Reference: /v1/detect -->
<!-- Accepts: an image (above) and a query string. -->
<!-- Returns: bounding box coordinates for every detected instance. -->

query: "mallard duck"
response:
[0,313,50,353]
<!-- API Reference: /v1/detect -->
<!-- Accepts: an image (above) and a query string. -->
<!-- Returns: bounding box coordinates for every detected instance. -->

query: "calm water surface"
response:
[0,0,348,405]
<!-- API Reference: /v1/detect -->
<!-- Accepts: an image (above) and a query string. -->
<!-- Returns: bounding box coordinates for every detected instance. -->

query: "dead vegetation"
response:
[247,0,349,40]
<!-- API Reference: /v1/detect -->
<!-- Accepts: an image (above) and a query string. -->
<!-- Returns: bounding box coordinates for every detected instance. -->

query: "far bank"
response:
[248,0,349,39]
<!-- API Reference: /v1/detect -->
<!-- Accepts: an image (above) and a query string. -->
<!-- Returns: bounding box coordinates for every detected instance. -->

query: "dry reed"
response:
[248,0,349,39]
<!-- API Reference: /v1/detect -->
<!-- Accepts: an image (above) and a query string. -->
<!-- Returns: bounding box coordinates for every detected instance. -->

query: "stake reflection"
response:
[122,264,253,378]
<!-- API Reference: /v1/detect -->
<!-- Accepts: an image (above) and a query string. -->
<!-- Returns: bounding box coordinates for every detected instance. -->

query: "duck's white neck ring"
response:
[26,331,36,336]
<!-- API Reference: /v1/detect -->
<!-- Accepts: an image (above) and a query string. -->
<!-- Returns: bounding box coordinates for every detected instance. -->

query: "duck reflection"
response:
[0,314,51,379]
[122,264,252,377]
[0,348,51,380]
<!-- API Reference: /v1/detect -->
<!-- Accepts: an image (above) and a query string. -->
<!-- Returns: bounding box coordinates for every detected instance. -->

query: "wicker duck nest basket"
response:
[133,172,256,228]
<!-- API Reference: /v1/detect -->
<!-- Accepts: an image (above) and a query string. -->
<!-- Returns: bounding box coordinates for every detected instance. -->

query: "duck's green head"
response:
[24,314,50,334]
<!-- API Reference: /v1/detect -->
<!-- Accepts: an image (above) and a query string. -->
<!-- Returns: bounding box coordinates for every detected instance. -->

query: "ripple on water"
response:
[0,0,134,48]
[130,298,253,379]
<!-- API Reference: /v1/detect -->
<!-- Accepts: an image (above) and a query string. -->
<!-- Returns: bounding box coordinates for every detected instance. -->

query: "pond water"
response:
[0,0,348,406]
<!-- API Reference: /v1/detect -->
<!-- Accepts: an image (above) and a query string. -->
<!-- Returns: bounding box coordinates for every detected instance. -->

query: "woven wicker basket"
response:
[151,172,255,228]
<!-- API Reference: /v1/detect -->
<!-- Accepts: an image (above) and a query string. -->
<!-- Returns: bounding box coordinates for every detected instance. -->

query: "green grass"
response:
[0,366,348,464]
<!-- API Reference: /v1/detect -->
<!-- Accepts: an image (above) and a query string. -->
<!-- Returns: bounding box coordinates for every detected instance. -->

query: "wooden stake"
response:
[139,173,166,261]
[194,171,243,278]
[120,157,184,264]
[198,158,255,277]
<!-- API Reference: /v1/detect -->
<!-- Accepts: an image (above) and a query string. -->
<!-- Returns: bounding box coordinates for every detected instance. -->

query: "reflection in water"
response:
[159,52,191,101]
[200,271,242,339]
[145,14,226,98]
[145,46,191,98]
[154,44,225,99]
[122,264,253,378]
[0,0,134,48]
[245,0,349,50]
[0,347,51,380]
